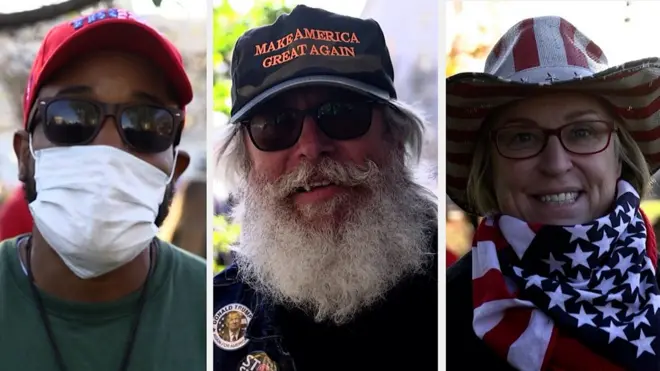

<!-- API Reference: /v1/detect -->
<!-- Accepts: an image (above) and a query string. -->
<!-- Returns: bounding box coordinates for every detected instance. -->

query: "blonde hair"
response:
[466,101,652,215]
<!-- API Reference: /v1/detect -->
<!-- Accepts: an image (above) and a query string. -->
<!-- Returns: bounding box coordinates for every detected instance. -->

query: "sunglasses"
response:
[242,100,377,152]
[28,97,184,153]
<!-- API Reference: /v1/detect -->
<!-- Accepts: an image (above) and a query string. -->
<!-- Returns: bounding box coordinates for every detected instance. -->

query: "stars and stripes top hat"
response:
[447,16,660,214]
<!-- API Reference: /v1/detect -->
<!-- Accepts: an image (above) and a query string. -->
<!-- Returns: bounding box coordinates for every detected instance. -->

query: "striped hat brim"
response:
[447,57,660,215]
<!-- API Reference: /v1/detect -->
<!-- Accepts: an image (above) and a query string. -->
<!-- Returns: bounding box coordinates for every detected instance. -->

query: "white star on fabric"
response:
[575,288,599,303]
[602,320,628,343]
[595,266,611,280]
[647,293,660,314]
[595,302,622,320]
[565,244,593,268]
[626,202,637,220]
[564,225,591,243]
[614,204,626,216]
[640,279,656,298]
[613,218,627,237]
[607,288,625,302]
[512,266,524,277]
[545,286,573,311]
[613,253,635,275]
[628,237,646,255]
[630,329,656,357]
[631,212,643,227]
[593,235,615,258]
[643,256,655,274]
[525,274,544,289]
[625,271,642,293]
[625,296,642,317]
[569,305,597,328]
[596,217,612,231]
[595,275,617,294]
[543,253,565,275]
[632,309,651,329]
[570,271,588,288]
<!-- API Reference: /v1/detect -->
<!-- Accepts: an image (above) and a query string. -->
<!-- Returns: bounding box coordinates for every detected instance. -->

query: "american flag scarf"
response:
[472,180,660,371]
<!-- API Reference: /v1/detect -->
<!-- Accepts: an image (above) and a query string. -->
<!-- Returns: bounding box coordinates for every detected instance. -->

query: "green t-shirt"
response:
[0,236,206,371]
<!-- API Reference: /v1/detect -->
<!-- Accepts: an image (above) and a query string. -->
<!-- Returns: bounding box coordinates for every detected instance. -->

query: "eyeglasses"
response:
[492,121,617,160]
[242,100,376,152]
[28,97,184,154]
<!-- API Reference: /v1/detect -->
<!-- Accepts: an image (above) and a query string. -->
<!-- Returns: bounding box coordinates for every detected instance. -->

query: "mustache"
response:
[268,157,381,199]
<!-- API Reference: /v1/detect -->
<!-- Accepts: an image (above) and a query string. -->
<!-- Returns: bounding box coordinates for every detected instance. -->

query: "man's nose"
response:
[91,116,129,150]
[291,115,335,161]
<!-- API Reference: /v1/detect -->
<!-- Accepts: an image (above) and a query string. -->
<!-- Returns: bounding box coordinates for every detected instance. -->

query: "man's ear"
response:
[173,149,191,182]
[13,130,30,183]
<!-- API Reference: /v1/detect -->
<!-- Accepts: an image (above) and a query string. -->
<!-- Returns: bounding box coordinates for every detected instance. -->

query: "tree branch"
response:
[0,0,105,31]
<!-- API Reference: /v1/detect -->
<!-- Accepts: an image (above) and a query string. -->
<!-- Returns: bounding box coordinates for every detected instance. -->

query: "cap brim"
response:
[37,19,193,107]
[229,75,392,124]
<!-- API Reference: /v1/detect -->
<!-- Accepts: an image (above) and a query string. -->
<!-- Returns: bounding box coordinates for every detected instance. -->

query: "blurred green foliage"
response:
[213,215,240,272]
[213,0,292,115]
[212,0,291,274]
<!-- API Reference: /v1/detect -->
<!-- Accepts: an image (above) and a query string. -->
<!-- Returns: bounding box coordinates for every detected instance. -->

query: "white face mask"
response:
[28,139,177,279]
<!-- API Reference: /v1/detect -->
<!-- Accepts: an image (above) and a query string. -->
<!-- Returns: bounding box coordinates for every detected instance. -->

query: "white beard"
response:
[232,155,435,325]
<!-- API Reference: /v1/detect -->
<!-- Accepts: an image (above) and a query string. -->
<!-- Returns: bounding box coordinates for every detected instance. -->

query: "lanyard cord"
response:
[25,238,155,371]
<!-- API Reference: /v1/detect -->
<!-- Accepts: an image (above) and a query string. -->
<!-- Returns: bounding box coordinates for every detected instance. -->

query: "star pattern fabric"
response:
[471,180,660,371]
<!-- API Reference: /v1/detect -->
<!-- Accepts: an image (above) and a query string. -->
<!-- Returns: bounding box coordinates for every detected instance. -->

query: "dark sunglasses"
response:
[28,97,184,154]
[241,100,377,152]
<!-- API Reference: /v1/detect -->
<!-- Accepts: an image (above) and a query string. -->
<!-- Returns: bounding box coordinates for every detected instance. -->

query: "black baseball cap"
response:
[228,4,397,124]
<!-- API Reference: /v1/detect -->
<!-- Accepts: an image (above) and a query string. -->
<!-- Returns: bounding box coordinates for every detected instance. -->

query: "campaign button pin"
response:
[213,303,253,351]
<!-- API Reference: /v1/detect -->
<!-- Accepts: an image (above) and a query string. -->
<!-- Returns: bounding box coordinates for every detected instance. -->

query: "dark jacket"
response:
[213,227,438,371]
[447,251,516,370]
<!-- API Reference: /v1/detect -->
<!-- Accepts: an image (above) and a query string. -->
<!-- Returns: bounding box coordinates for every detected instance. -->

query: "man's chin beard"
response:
[232,158,434,325]
[288,189,367,232]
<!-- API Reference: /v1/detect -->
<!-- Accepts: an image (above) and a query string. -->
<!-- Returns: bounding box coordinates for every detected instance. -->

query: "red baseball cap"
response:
[23,8,193,129]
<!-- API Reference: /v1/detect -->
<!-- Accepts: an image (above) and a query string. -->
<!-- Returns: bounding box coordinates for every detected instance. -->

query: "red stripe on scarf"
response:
[473,269,517,308]
[641,209,657,267]
[483,308,534,361]
[549,332,625,371]
[472,219,510,250]
[528,223,543,233]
